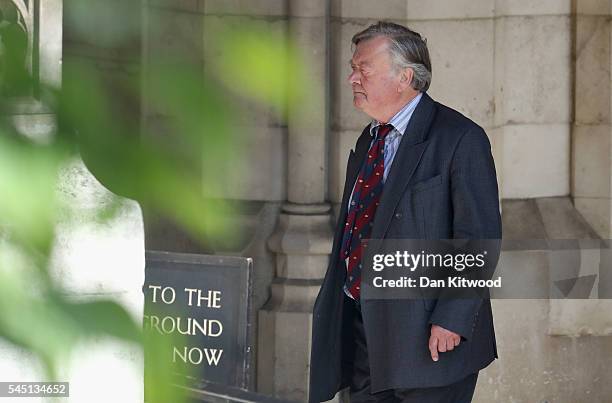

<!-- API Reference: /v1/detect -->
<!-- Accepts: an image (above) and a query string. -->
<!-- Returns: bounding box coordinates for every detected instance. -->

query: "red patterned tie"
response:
[340,124,393,299]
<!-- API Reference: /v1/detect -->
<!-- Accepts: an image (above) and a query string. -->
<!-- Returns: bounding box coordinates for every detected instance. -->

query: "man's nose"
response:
[348,70,360,85]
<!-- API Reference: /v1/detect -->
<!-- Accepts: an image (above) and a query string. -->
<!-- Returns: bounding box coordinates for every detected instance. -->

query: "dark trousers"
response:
[344,296,479,403]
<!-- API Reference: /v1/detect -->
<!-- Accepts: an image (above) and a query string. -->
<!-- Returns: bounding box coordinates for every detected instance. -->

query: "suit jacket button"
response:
[395,212,402,218]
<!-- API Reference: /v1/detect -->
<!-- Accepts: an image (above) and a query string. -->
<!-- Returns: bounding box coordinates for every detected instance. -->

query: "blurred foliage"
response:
[0,0,29,97]
[209,23,306,118]
[144,330,191,403]
[0,1,304,402]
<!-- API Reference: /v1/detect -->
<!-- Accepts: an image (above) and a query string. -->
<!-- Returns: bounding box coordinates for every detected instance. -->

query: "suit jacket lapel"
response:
[370,92,437,241]
[340,125,373,213]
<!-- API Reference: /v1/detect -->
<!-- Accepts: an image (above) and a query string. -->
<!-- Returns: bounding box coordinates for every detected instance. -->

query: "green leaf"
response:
[58,298,142,344]
[207,20,306,117]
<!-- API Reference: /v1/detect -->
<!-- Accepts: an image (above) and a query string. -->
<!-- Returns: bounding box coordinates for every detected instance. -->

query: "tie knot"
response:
[376,124,393,141]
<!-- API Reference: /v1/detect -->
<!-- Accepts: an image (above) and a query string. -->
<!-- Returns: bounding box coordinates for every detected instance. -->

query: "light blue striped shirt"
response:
[343,92,423,299]
[347,92,423,211]
[369,91,423,182]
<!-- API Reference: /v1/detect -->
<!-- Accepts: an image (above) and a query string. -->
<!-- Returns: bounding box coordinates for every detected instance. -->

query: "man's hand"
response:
[429,324,461,362]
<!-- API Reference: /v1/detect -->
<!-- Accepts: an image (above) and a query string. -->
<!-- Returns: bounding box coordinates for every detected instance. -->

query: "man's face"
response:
[348,36,402,121]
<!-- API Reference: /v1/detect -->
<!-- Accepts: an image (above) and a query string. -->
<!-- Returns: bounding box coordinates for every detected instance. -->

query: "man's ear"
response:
[398,68,414,92]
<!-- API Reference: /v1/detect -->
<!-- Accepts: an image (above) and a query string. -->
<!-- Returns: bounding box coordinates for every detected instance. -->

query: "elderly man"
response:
[309,22,501,403]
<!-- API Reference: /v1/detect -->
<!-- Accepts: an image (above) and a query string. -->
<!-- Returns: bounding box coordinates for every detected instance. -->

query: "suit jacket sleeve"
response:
[428,126,502,340]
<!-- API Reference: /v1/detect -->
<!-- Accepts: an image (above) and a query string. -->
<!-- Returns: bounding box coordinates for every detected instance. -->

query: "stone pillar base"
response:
[257,203,333,402]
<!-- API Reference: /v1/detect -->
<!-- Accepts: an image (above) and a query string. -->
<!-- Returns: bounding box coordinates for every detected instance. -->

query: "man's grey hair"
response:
[352,21,432,92]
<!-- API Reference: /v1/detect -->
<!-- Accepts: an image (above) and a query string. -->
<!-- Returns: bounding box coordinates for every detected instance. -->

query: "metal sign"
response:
[144,251,253,389]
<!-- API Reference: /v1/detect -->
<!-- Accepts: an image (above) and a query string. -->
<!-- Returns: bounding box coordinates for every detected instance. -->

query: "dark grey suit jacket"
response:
[309,92,502,402]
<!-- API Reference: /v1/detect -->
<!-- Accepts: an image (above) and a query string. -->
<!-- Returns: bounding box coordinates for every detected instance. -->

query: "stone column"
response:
[572,0,612,239]
[258,1,333,401]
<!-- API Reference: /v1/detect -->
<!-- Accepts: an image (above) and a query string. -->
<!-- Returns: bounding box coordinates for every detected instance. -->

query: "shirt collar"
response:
[369,92,423,137]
